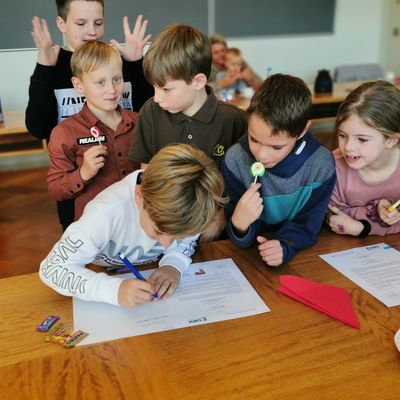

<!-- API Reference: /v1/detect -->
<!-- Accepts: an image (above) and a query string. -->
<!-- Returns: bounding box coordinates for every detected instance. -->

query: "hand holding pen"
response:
[118,254,181,301]
[118,253,158,299]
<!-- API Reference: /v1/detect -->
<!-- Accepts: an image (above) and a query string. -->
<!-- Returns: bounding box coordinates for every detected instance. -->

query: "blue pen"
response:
[118,253,158,299]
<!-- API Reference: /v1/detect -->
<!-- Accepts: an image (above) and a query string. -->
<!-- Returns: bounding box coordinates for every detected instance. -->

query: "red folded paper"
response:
[277,275,360,329]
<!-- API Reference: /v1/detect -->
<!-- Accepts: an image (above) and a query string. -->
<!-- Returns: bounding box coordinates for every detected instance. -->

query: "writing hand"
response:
[231,183,263,234]
[118,278,155,307]
[31,17,60,66]
[110,15,151,62]
[257,236,283,267]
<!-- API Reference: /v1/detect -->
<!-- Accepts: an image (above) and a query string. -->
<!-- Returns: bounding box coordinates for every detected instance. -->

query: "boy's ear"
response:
[192,73,207,90]
[71,76,84,94]
[135,185,143,205]
[298,120,312,140]
[56,16,67,34]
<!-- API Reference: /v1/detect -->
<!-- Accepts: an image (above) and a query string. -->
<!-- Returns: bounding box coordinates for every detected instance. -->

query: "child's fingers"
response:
[86,145,108,156]
[109,39,121,49]
[240,184,262,207]
[328,204,341,215]
[245,182,262,196]
[256,235,267,244]
[258,238,279,251]
[263,256,282,267]
[156,280,178,299]
[122,15,132,36]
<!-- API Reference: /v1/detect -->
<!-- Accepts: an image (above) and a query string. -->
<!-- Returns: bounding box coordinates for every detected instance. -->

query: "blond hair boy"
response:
[47,40,139,224]
[26,1,153,231]
[40,144,227,307]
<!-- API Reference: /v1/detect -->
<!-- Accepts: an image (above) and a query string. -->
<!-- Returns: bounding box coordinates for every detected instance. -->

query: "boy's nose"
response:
[153,87,163,104]
[87,24,98,37]
[256,147,270,163]
[105,81,116,92]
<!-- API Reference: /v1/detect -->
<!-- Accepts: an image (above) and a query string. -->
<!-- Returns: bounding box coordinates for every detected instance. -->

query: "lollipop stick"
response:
[253,176,258,184]
[90,127,103,146]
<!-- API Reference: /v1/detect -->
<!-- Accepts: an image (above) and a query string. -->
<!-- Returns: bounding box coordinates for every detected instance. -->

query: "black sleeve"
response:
[25,63,59,140]
[122,58,154,112]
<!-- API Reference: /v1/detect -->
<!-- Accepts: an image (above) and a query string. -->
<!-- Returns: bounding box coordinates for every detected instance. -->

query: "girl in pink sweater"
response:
[328,80,400,236]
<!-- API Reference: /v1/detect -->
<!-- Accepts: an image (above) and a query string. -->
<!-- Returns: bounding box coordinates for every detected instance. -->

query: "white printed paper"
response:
[320,243,400,307]
[73,258,270,345]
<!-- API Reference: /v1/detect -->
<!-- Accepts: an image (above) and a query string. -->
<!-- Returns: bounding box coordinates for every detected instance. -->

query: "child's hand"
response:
[239,67,254,85]
[377,199,400,225]
[110,15,152,62]
[148,266,180,299]
[231,183,263,234]
[217,72,240,89]
[327,204,364,236]
[80,145,108,182]
[118,278,155,307]
[31,17,60,66]
[257,236,283,267]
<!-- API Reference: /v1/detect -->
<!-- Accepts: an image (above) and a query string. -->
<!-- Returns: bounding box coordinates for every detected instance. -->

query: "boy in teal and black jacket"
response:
[222,74,336,267]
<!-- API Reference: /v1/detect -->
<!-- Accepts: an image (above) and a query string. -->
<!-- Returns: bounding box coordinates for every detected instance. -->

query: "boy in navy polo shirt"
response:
[129,23,247,170]
[129,24,247,241]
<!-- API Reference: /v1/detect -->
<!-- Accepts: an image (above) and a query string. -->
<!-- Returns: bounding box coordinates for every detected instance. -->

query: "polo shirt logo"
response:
[77,136,106,145]
[213,144,225,157]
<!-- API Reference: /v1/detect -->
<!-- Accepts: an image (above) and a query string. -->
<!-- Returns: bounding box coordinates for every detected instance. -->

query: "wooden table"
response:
[231,81,400,120]
[0,110,47,157]
[1,232,400,399]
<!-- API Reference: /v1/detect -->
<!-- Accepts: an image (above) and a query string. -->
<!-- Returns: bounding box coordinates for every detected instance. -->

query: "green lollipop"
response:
[250,162,265,183]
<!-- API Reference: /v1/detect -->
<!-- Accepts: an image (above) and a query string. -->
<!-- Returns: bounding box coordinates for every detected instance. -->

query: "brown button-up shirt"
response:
[47,103,138,220]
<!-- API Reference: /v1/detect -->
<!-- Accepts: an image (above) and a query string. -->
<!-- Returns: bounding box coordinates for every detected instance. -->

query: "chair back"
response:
[333,64,384,82]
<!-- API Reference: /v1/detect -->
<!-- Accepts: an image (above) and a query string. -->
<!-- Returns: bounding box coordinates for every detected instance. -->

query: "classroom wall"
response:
[228,0,386,83]
[0,0,388,112]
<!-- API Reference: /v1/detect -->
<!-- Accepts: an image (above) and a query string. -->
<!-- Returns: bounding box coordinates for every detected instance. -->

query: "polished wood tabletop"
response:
[1,231,399,399]
[231,80,400,110]
[0,110,27,135]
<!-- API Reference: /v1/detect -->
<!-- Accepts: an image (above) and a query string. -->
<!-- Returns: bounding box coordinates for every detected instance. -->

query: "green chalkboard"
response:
[0,0,335,50]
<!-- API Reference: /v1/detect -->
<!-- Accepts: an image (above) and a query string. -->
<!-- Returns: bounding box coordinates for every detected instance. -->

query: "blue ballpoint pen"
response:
[118,253,158,299]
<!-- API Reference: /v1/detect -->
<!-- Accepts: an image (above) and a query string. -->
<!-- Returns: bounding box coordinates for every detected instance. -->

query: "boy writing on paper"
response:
[26,0,153,230]
[222,74,336,267]
[129,24,247,241]
[47,40,139,222]
[40,144,227,307]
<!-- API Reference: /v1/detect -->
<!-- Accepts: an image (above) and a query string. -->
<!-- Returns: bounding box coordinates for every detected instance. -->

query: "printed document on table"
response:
[320,243,400,307]
[73,258,270,345]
